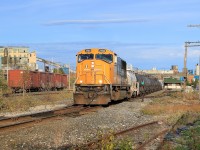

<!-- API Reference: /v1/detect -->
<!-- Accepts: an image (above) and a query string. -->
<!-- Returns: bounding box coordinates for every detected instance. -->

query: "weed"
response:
[141,91,200,117]
[94,130,134,150]
[115,138,133,150]
[0,90,73,113]
[99,130,115,150]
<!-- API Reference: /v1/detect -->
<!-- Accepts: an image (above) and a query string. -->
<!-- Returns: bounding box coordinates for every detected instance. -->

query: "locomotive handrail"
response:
[73,77,79,92]
[103,74,111,84]
[74,76,79,84]
[103,74,113,98]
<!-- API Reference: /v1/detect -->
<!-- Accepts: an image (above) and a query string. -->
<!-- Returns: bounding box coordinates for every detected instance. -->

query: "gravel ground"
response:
[0,99,73,118]
[0,97,168,150]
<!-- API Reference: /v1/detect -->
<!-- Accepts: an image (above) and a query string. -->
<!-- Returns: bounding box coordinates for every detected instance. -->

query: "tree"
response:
[53,68,65,74]
[0,70,10,96]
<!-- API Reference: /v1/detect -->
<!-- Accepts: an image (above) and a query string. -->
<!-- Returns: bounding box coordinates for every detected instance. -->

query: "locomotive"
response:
[73,48,162,105]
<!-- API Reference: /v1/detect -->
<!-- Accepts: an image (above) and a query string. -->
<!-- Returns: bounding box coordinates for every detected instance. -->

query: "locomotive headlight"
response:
[99,80,102,84]
[91,62,94,68]
[80,80,83,83]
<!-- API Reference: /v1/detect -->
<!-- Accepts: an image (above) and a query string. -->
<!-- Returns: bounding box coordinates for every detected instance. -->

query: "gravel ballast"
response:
[0,98,168,150]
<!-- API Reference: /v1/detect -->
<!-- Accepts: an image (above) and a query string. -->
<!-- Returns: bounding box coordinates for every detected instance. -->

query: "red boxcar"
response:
[61,74,68,88]
[54,74,62,88]
[8,70,68,92]
[30,71,40,89]
[48,73,54,89]
[8,70,31,91]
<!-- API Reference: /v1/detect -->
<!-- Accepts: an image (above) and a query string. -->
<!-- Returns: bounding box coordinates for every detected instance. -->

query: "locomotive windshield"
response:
[96,54,113,63]
[78,54,94,62]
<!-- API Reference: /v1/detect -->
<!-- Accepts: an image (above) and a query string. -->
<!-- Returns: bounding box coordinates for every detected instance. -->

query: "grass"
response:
[142,104,200,115]
[162,113,200,150]
[141,91,200,116]
[142,91,200,149]
[0,90,73,113]
[95,130,133,150]
[177,126,200,149]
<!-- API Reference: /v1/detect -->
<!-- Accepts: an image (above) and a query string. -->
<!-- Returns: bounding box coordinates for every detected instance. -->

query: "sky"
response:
[0,0,200,71]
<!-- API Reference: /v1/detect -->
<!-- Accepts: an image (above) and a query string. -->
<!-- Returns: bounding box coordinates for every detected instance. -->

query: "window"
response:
[78,54,94,62]
[96,54,113,63]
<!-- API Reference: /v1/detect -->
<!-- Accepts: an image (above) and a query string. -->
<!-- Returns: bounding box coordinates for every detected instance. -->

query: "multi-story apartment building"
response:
[0,46,37,71]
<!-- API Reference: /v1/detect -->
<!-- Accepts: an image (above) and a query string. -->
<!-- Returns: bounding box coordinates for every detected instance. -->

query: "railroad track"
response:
[3,91,70,97]
[0,90,165,133]
[0,105,101,133]
[61,121,169,149]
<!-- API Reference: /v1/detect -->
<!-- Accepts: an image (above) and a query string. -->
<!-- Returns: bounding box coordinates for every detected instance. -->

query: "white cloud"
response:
[43,18,149,26]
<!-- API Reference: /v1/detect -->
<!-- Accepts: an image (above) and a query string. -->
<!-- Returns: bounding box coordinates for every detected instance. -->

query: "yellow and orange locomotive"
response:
[74,48,132,105]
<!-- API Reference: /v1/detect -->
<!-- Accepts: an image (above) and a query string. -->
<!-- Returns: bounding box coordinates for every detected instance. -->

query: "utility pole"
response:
[68,64,70,90]
[20,71,25,97]
[187,25,200,98]
[183,42,188,77]
[6,48,9,83]
[184,41,200,75]
[183,41,200,93]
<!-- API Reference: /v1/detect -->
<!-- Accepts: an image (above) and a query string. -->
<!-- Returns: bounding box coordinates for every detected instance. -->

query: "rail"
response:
[0,105,101,133]
[70,120,167,149]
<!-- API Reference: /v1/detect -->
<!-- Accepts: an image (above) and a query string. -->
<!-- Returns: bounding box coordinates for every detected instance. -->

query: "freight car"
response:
[8,70,68,92]
[126,69,162,98]
[73,48,162,105]
[127,69,138,97]
[134,74,162,96]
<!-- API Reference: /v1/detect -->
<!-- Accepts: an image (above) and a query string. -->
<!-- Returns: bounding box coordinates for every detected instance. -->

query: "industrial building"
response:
[0,46,37,71]
[164,78,182,91]
[142,65,178,75]
[141,65,180,81]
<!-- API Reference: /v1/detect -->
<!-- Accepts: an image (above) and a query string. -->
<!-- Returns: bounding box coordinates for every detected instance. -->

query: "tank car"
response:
[126,69,138,97]
[73,48,131,105]
[135,74,162,95]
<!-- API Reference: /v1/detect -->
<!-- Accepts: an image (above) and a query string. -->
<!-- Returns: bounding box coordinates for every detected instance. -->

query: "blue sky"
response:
[0,0,200,71]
